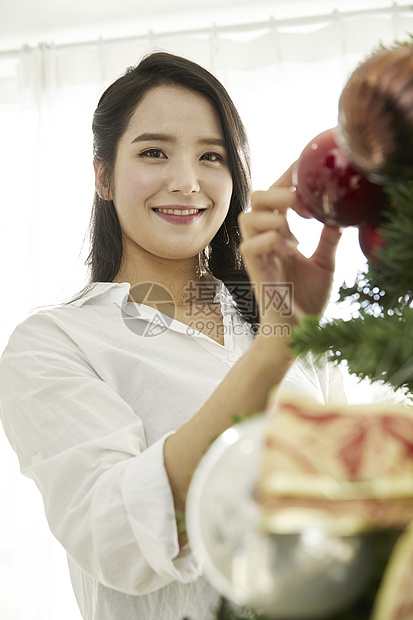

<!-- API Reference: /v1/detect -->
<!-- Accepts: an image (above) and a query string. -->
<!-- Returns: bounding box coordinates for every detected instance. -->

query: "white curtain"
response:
[0,5,412,618]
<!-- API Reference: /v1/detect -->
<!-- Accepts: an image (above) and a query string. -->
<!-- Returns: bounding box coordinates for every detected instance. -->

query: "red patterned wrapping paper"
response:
[256,396,413,619]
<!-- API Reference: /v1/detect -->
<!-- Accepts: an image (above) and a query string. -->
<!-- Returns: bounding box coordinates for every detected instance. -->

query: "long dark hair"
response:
[87,51,258,328]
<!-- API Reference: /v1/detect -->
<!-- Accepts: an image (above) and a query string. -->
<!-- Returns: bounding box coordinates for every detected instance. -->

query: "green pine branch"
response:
[338,181,413,311]
[290,311,413,393]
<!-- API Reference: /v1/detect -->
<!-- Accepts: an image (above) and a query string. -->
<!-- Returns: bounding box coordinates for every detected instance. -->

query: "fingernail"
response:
[286,237,299,250]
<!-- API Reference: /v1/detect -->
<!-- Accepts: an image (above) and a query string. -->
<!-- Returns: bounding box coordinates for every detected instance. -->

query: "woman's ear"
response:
[93,159,112,201]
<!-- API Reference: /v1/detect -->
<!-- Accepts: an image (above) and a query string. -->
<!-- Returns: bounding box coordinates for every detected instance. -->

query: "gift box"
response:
[255,396,413,620]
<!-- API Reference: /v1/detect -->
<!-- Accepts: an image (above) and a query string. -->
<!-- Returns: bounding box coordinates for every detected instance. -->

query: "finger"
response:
[269,163,315,219]
[251,187,314,220]
[240,230,278,262]
[239,212,299,254]
[311,225,343,271]
[250,187,298,213]
[240,229,297,266]
[239,211,290,238]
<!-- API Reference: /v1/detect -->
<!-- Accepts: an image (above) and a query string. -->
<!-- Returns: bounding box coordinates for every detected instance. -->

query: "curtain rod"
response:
[1,2,412,59]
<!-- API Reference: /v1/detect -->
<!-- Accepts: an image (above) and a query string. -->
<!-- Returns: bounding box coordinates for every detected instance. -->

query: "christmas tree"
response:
[290,37,413,395]
[209,38,413,620]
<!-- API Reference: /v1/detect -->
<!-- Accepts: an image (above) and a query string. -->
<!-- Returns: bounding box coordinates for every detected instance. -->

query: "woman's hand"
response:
[238,165,342,329]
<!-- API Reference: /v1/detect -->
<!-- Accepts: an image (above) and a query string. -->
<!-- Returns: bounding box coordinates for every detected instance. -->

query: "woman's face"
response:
[106,84,233,266]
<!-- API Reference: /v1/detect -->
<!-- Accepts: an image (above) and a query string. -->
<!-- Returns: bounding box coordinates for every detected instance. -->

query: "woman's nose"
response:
[167,159,201,195]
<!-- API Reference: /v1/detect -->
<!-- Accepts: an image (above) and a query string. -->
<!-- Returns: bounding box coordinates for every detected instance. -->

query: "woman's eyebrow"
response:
[198,137,226,147]
[130,133,226,147]
[130,132,173,144]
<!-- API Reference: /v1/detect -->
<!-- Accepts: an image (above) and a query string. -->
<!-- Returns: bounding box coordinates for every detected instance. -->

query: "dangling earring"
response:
[222,221,230,245]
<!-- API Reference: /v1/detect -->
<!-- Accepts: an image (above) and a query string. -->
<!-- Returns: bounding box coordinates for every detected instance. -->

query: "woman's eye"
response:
[201,152,224,163]
[140,149,166,159]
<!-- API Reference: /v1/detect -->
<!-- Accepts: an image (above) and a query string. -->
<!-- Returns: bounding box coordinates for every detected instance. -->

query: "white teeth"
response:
[155,208,202,215]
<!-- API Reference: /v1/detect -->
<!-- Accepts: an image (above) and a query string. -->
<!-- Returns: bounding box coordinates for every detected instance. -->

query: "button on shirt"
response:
[0,282,342,620]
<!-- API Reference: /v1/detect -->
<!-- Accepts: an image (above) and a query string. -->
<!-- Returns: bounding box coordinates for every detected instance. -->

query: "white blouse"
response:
[0,282,343,620]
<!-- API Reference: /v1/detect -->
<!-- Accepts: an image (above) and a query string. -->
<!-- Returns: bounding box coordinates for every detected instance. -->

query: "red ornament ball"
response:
[358,221,386,262]
[293,128,389,227]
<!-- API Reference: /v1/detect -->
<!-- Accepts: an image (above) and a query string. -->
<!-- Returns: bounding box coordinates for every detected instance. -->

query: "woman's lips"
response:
[152,207,206,224]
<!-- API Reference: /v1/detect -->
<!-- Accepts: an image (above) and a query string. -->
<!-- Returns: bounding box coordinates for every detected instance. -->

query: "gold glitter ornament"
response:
[337,42,413,184]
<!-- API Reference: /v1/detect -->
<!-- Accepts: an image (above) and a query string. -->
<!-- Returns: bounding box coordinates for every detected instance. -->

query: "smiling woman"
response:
[88,53,253,320]
[0,51,344,620]
[103,85,233,276]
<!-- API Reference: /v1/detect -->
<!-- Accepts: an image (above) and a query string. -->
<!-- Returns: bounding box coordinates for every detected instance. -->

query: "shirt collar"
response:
[71,280,240,318]
[70,282,131,307]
